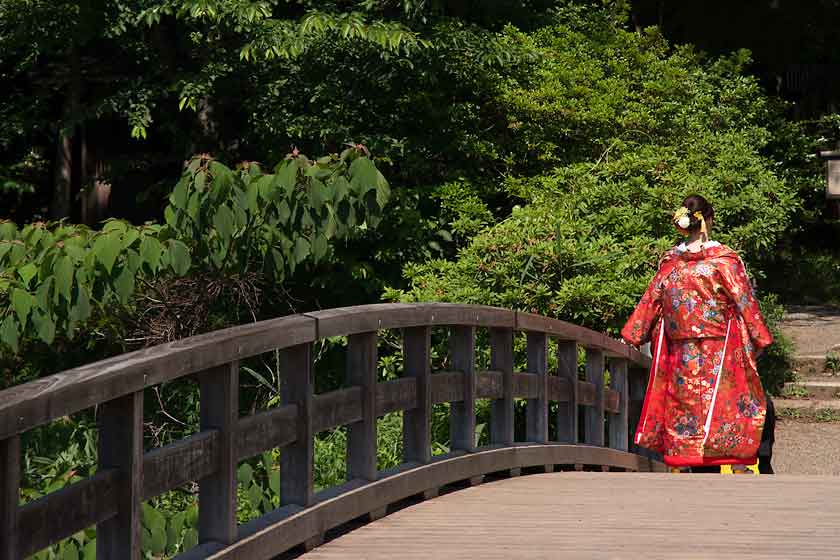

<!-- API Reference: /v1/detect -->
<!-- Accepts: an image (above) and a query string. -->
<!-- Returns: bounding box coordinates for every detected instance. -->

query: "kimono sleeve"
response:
[718,256,773,350]
[621,273,663,346]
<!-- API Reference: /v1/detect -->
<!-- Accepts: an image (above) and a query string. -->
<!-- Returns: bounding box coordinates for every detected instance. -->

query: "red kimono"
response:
[621,242,773,468]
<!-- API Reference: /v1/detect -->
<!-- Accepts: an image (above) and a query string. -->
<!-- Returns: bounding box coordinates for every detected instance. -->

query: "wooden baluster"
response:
[609,359,629,452]
[526,332,548,444]
[198,362,239,545]
[1,435,20,559]
[279,345,314,507]
[450,326,476,453]
[403,326,431,464]
[279,344,321,549]
[489,327,514,446]
[97,392,143,559]
[556,341,578,444]
[347,332,378,483]
[584,349,605,446]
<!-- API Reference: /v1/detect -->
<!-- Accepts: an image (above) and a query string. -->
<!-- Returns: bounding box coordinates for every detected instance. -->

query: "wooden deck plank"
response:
[300,473,840,560]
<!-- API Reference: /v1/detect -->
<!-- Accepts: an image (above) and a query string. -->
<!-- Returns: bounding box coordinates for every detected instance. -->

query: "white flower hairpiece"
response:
[673,206,691,231]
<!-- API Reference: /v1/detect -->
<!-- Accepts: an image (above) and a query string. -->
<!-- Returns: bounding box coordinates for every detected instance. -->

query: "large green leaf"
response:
[332,176,350,203]
[186,504,198,528]
[268,469,280,496]
[142,503,167,535]
[140,527,153,554]
[92,232,122,274]
[0,241,12,262]
[293,237,310,264]
[114,266,135,304]
[150,524,167,555]
[83,539,96,559]
[164,205,177,227]
[311,234,328,261]
[60,542,79,560]
[70,286,92,324]
[246,180,260,212]
[140,235,163,272]
[169,240,192,276]
[276,161,298,197]
[182,528,198,551]
[214,204,235,242]
[247,483,264,511]
[209,161,234,196]
[195,170,207,191]
[35,277,54,311]
[277,200,292,224]
[308,179,328,210]
[54,256,74,302]
[11,288,34,325]
[31,310,56,345]
[103,220,128,234]
[121,228,140,250]
[255,174,275,202]
[375,170,391,209]
[237,463,254,485]
[0,221,17,240]
[349,157,378,195]
[187,192,201,220]
[17,263,38,286]
[0,315,20,353]
[171,177,189,210]
[168,510,186,547]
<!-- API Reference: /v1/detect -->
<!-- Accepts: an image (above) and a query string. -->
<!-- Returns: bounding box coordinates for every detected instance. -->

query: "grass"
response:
[777,407,840,423]
[826,351,840,374]
[780,383,810,399]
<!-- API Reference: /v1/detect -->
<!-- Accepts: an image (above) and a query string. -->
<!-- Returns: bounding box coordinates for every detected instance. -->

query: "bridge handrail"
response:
[0,303,658,559]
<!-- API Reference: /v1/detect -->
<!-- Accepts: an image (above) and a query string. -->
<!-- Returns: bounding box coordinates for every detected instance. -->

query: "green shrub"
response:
[0,148,390,382]
[387,10,798,392]
[757,294,795,394]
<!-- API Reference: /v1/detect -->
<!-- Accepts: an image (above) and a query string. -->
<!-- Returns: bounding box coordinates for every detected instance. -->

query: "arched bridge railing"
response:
[0,303,664,559]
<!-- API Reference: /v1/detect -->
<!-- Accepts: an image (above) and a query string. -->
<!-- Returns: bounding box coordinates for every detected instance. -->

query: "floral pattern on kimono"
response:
[621,242,772,467]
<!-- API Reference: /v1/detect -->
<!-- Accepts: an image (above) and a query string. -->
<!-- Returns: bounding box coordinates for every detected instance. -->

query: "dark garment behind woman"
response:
[758,397,775,474]
[692,396,775,474]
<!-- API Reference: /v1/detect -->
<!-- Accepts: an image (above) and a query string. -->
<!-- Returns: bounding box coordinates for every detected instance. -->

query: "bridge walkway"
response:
[301,472,840,560]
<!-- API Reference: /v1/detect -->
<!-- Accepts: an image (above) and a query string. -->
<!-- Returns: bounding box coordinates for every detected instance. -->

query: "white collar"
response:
[676,240,720,253]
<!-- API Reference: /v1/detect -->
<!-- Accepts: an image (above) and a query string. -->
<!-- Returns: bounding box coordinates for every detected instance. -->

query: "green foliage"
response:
[757,294,795,394]
[765,248,840,307]
[389,7,799,393]
[825,352,840,375]
[0,147,388,354]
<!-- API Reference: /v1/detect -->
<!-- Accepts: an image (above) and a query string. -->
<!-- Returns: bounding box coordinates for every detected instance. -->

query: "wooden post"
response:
[609,359,629,451]
[584,349,605,446]
[97,391,143,559]
[280,344,314,507]
[347,332,378,482]
[1,436,20,559]
[489,327,514,445]
[450,326,476,452]
[403,326,431,463]
[198,362,239,545]
[526,332,548,444]
[556,341,578,444]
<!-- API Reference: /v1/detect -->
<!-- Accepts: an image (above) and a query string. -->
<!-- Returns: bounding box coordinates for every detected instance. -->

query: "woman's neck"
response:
[684,233,708,252]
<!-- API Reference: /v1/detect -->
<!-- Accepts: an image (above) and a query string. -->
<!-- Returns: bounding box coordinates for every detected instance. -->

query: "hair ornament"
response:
[673,207,691,232]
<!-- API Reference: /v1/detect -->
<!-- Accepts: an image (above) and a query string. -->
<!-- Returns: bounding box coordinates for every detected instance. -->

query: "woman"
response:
[621,195,773,472]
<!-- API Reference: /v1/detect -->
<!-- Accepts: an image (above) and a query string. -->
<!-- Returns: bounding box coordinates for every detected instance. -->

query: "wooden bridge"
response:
[1,304,838,559]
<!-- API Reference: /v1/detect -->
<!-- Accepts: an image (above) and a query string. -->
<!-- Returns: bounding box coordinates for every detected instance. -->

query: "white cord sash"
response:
[702,319,732,446]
